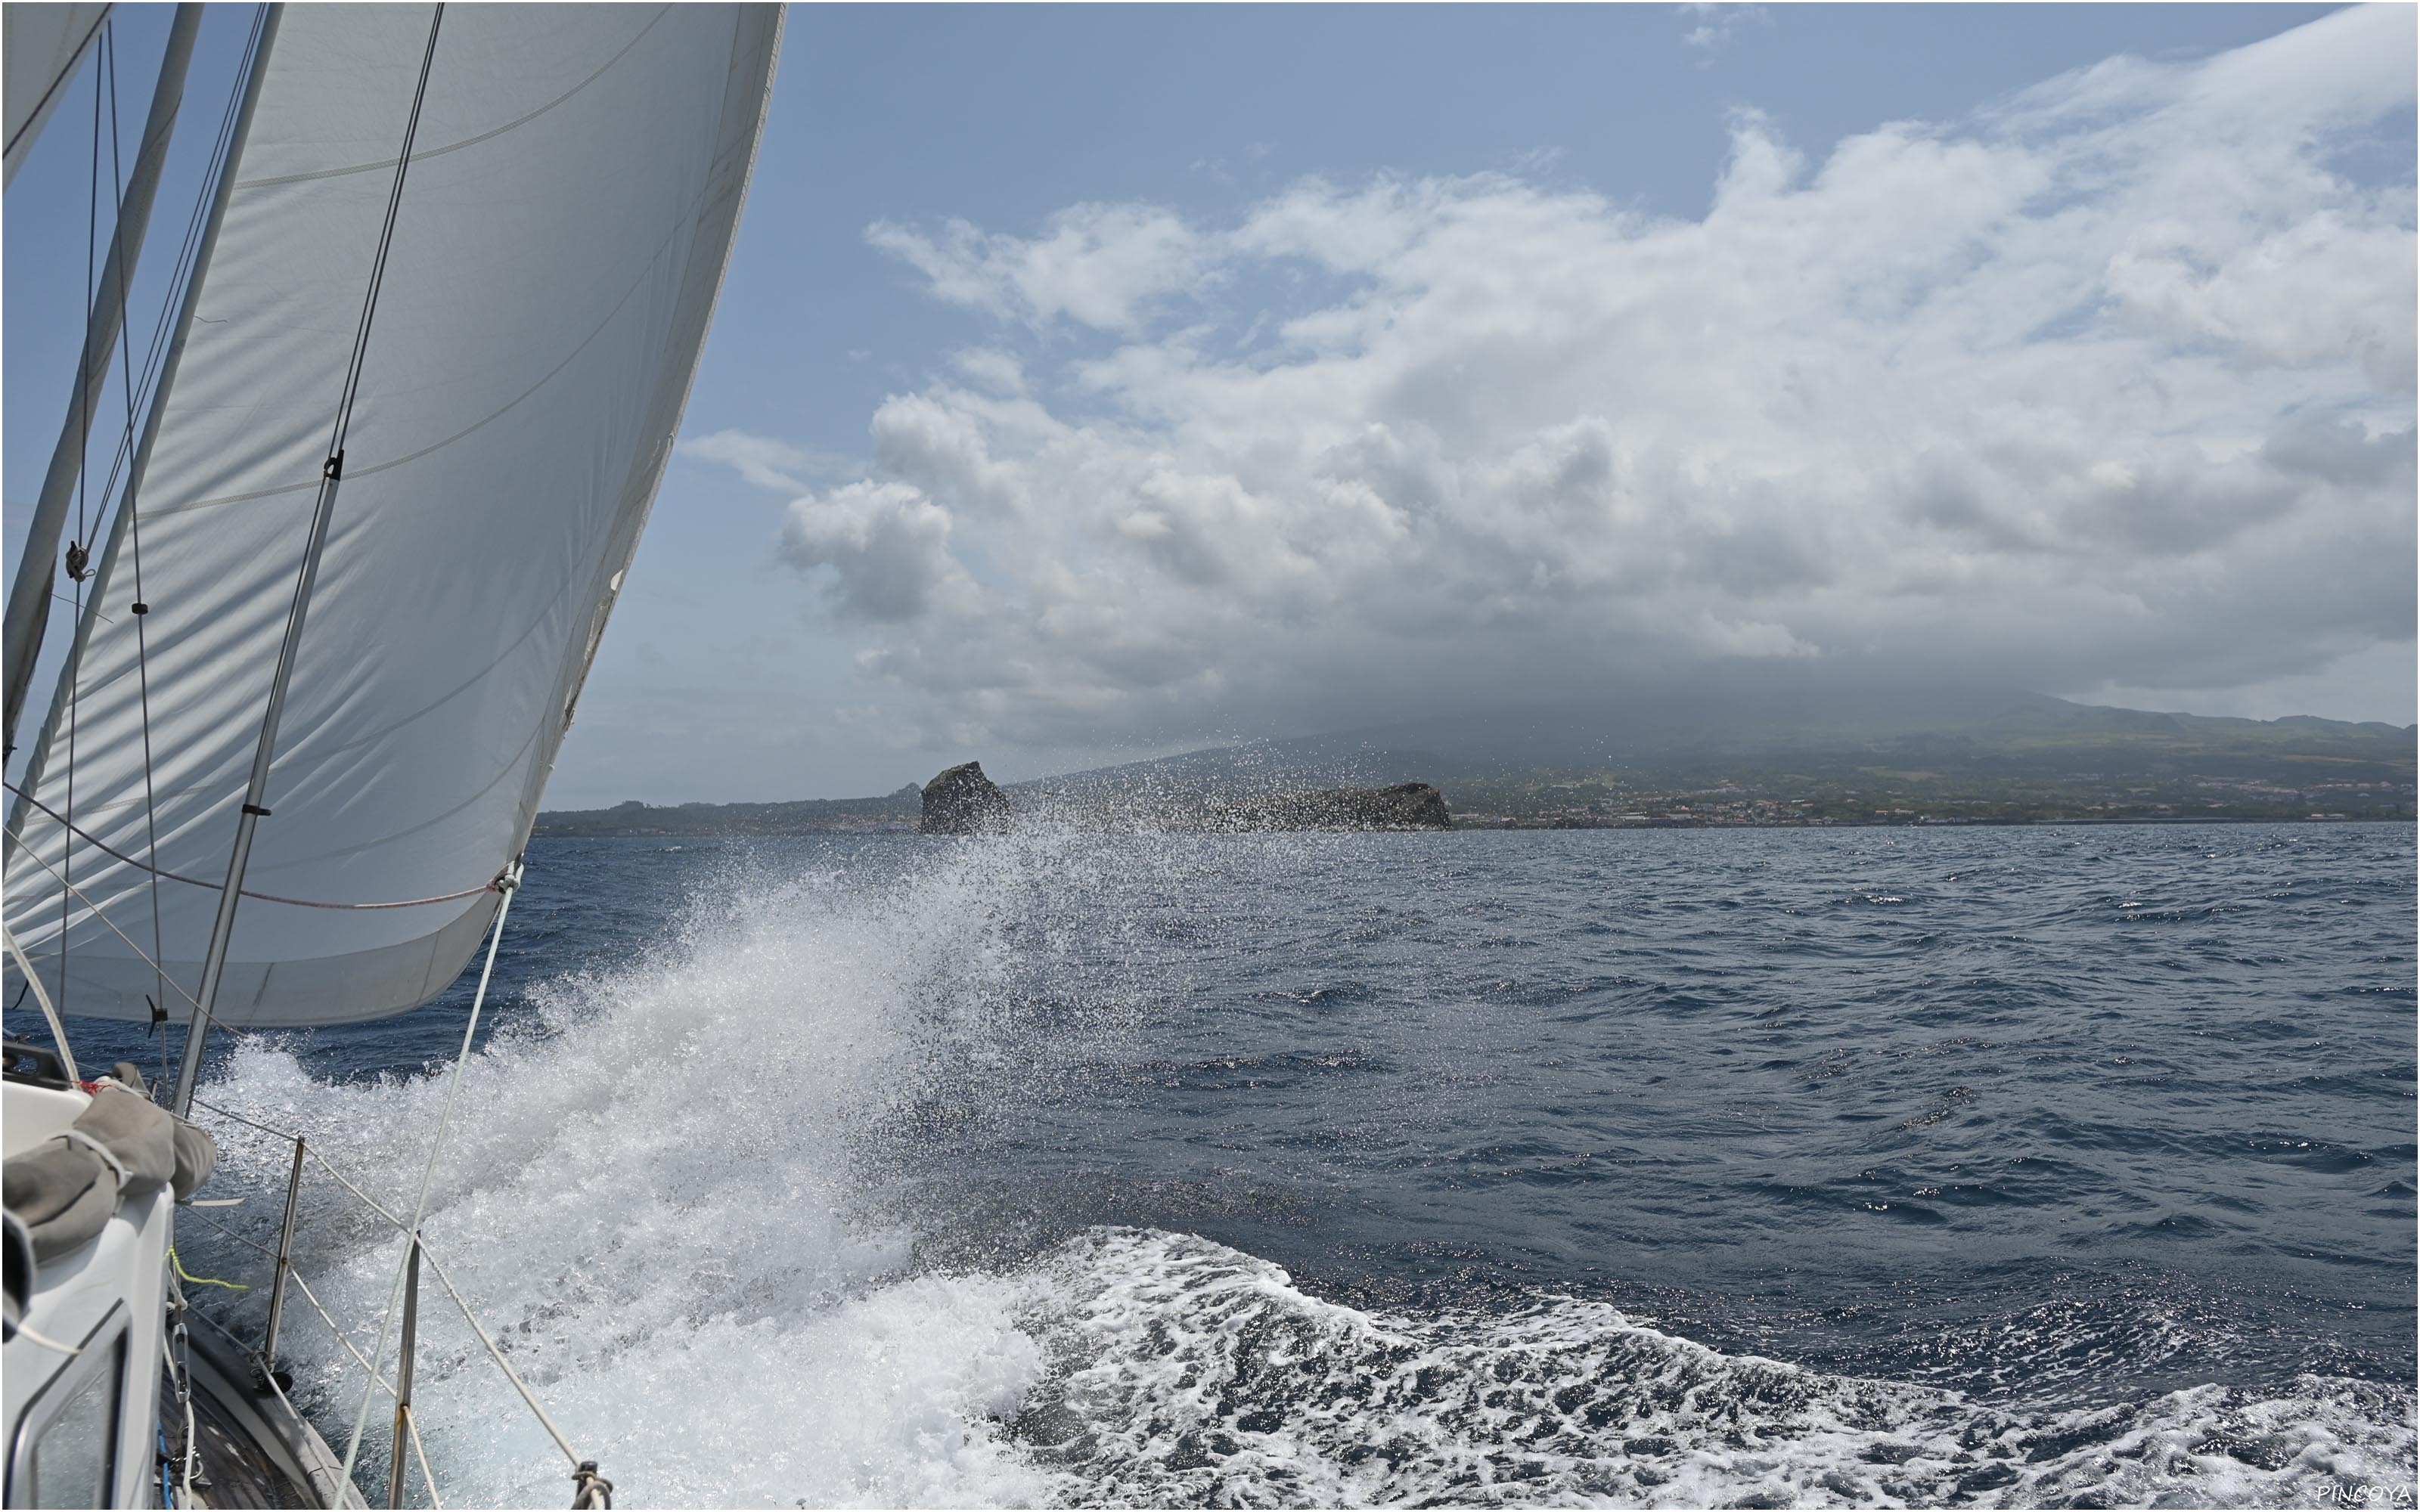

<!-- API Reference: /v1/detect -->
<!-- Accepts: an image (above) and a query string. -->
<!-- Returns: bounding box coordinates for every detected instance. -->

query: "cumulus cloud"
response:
[718,6,2415,749]
[777,481,970,623]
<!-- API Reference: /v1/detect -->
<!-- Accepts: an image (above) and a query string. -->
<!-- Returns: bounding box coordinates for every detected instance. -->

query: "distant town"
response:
[1440,771,2414,828]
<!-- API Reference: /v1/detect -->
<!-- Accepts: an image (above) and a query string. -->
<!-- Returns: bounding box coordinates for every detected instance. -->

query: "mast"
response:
[171,451,338,1115]
[150,6,283,1116]
[1,5,203,761]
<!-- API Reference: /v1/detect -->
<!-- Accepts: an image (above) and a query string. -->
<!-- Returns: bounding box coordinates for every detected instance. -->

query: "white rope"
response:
[12,1323,83,1356]
[216,1107,583,1466]
[182,1385,200,1503]
[408,1409,444,1510]
[2,921,79,1081]
[337,864,517,1492]
[414,1237,582,1468]
[283,1263,399,1400]
[5,834,209,1017]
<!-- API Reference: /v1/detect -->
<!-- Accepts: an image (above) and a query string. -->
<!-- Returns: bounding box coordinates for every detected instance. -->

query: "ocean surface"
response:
[29,822,2417,1507]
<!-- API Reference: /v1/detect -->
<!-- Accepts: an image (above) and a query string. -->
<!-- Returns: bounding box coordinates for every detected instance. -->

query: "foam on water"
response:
[197,838,1090,1506]
[1007,1229,2414,1508]
[180,832,2417,1508]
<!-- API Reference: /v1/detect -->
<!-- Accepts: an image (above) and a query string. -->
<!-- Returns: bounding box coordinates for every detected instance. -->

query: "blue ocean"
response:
[26,822,2416,1507]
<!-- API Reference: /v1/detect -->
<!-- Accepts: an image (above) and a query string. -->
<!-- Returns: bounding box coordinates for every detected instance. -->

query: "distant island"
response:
[533,682,2415,836]
[906,759,1454,834]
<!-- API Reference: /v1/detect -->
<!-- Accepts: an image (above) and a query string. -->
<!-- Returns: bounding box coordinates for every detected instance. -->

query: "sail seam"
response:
[145,184,705,521]
[231,5,670,191]
[6,781,500,909]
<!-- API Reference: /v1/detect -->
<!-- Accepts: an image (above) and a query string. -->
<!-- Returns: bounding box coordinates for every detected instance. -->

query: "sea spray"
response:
[171,823,2418,1507]
[190,831,1146,1505]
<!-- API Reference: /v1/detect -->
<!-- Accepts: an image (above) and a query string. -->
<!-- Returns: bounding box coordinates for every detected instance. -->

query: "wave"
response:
[178,832,2417,1507]
[1006,1228,2414,1508]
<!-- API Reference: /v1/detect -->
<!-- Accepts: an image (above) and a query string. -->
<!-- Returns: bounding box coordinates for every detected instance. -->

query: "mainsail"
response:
[2,2,111,186]
[5,3,783,1025]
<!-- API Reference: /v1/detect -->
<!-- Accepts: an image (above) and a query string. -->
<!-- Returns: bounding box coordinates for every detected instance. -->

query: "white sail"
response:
[5,2,783,1025]
[3,2,110,187]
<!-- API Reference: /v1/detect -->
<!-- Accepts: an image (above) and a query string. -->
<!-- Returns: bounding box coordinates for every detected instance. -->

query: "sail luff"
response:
[511,5,789,840]
[2,3,205,760]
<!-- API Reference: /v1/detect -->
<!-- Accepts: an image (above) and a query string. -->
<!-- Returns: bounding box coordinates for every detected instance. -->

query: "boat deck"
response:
[169,1331,362,1509]
[172,1376,312,1510]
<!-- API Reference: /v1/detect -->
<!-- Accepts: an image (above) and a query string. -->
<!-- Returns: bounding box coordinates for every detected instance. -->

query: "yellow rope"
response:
[167,1244,249,1290]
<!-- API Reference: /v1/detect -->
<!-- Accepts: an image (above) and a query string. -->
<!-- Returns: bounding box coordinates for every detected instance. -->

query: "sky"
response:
[5,3,2413,806]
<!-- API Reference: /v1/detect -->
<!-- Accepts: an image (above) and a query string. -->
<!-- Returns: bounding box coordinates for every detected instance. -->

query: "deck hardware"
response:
[388,1234,421,1509]
[262,1136,305,1377]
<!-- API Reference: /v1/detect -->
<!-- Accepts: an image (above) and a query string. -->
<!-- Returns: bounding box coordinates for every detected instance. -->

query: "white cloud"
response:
[680,429,817,491]
[1678,4,1770,61]
[777,481,970,623]
[865,203,1211,334]
[711,6,2415,745]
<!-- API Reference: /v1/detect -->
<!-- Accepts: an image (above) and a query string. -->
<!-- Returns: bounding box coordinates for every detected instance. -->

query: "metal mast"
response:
[1,5,203,759]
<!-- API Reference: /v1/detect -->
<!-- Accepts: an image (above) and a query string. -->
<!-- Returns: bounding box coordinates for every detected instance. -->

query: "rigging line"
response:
[285,1266,399,1399]
[4,782,504,909]
[340,858,517,1491]
[101,19,170,1101]
[411,1225,584,1470]
[82,5,266,537]
[1,833,211,1019]
[187,1268,402,1407]
[1,5,110,165]
[324,5,447,469]
[169,1204,277,1262]
[168,1300,201,1504]
[265,1084,588,1472]
[180,2,435,1123]
[190,1094,307,1145]
[2,923,79,1083]
[408,1408,445,1511]
[65,26,109,1018]
[77,21,101,552]
[184,1091,588,1474]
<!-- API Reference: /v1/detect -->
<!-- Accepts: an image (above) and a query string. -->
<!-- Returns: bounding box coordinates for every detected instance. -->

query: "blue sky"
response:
[7,3,2412,805]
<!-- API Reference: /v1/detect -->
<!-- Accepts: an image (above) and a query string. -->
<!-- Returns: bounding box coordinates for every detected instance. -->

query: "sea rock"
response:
[919,761,1012,835]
